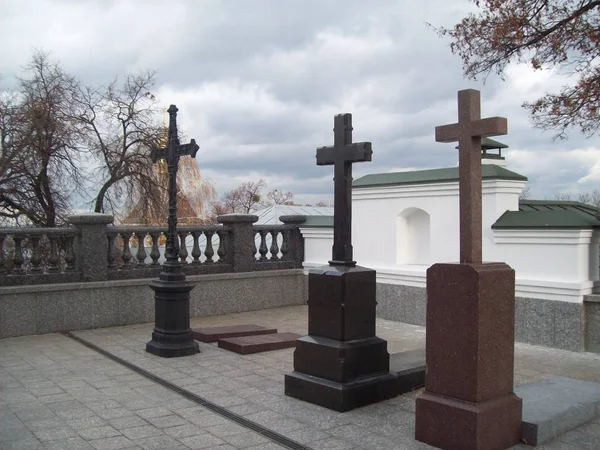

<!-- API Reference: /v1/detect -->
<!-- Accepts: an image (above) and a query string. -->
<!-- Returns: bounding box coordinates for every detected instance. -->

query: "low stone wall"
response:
[376,282,594,353]
[0,269,307,339]
[585,294,600,353]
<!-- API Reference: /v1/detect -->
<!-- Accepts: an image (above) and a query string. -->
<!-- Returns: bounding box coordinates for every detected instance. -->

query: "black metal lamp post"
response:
[146,104,200,358]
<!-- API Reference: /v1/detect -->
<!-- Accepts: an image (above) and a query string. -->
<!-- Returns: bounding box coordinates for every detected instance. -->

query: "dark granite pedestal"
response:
[285,265,417,412]
[146,277,199,358]
[415,262,522,450]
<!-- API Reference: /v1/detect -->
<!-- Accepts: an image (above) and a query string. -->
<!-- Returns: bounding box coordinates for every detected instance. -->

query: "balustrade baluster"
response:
[64,235,76,271]
[179,231,189,264]
[269,230,280,260]
[190,231,201,264]
[121,232,132,267]
[47,236,59,273]
[149,232,160,266]
[258,230,268,261]
[0,235,5,274]
[204,231,215,263]
[252,231,258,260]
[280,229,290,260]
[30,236,43,273]
[217,230,227,263]
[135,232,148,266]
[12,236,25,274]
[107,234,117,269]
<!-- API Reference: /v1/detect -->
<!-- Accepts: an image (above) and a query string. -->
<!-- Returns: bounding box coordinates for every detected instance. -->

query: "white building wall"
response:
[302,171,600,303]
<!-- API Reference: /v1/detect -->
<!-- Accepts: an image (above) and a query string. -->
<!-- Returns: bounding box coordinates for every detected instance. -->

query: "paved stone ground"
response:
[1,305,599,450]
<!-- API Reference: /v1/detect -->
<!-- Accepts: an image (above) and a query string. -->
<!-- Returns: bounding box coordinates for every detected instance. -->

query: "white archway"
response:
[396,207,431,265]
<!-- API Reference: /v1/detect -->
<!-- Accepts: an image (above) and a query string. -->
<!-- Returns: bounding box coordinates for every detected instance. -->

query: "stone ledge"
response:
[585,294,600,303]
[515,377,600,446]
[0,269,305,294]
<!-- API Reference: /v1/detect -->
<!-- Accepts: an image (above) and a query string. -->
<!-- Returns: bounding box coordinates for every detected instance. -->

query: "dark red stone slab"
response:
[415,262,522,450]
[192,325,277,343]
[218,332,300,355]
[416,391,522,450]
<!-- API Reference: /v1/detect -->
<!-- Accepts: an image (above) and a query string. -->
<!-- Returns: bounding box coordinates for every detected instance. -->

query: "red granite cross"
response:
[435,89,507,264]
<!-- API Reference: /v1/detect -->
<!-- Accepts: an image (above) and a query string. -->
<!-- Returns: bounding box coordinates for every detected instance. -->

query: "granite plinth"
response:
[415,262,522,449]
[217,332,300,355]
[292,335,390,383]
[285,265,400,412]
[307,265,376,341]
[415,391,522,450]
[192,324,277,343]
[515,377,600,446]
[285,371,397,413]
[146,277,199,358]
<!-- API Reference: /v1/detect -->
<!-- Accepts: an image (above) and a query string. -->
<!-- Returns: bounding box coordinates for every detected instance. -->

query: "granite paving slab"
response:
[515,377,600,446]
[218,333,301,355]
[389,348,426,397]
[3,305,600,449]
[192,325,278,343]
[0,333,300,450]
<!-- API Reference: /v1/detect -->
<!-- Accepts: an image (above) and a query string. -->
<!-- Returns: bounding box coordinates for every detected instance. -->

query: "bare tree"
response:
[0,51,82,226]
[550,189,600,207]
[518,184,531,200]
[434,0,600,139]
[220,180,266,214]
[315,200,333,207]
[72,71,164,215]
[577,189,600,207]
[266,189,294,205]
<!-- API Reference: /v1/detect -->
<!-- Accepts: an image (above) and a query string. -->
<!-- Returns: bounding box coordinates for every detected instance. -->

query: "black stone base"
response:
[292,335,390,382]
[146,334,199,358]
[146,274,199,358]
[285,370,397,412]
[285,342,426,411]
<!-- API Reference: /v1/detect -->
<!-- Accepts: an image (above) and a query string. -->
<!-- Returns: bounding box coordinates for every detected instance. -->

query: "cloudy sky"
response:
[2,0,599,205]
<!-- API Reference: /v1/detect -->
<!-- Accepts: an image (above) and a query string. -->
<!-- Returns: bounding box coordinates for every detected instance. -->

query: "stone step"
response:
[515,377,600,446]
[389,347,426,396]
[218,332,301,355]
[192,325,277,343]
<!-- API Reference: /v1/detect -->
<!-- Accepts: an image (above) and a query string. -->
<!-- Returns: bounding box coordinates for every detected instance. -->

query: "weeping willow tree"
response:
[120,108,216,226]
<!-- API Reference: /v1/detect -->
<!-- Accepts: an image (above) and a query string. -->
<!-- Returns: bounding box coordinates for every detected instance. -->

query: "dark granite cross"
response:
[435,89,507,264]
[316,113,372,266]
[152,105,199,267]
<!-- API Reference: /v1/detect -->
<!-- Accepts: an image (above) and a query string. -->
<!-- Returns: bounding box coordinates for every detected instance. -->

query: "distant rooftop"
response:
[353,165,527,189]
[493,200,600,229]
[253,205,334,225]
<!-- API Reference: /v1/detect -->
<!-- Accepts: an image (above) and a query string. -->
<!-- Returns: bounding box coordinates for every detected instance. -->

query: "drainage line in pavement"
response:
[64,332,311,450]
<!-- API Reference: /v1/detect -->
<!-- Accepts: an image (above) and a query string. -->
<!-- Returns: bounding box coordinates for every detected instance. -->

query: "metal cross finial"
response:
[152,104,199,272]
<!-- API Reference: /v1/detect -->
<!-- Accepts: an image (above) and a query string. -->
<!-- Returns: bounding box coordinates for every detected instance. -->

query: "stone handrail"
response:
[0,213,305,286]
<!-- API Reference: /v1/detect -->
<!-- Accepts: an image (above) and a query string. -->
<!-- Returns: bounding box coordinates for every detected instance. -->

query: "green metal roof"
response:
[300,216,333,228]
[493,200,600,229]
[482,137,508,150]
[455,137,508,150]
[353,165,527,189]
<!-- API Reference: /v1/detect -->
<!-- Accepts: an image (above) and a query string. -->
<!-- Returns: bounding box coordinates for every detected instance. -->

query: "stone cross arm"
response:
[435,117,507,143]
[316,142,372,165]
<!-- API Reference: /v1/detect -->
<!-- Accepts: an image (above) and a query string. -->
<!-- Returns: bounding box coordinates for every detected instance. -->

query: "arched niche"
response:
[396,207,431,265]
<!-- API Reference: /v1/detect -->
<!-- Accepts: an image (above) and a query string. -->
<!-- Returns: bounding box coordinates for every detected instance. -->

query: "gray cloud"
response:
[1,0,599,206]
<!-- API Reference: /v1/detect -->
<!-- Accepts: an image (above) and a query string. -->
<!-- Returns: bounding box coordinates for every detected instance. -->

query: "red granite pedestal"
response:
[415,262,522,450]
